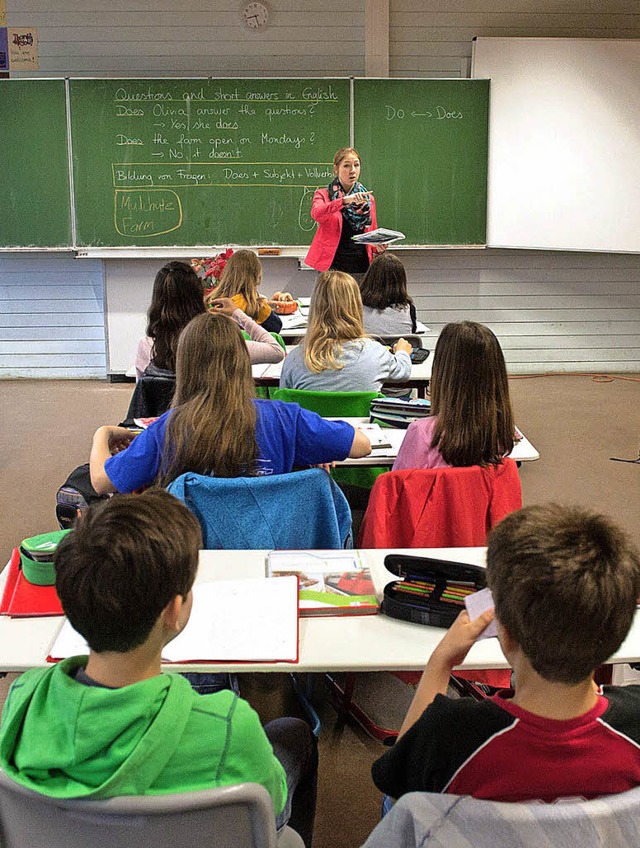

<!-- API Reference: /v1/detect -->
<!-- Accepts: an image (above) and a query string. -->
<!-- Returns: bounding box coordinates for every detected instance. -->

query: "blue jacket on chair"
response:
[167,468,353,550]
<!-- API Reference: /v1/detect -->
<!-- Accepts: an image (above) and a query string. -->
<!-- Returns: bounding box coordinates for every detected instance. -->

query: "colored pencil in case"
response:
[396,584,432,597]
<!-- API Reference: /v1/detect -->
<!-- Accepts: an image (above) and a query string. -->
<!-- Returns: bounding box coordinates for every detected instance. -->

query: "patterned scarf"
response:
[328,176,372,231]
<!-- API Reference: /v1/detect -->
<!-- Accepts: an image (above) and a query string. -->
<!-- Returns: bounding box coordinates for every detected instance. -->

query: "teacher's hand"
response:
[342,192,371,207]
[372,243,388,255]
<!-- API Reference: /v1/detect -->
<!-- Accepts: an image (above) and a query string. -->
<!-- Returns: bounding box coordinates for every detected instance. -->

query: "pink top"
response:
[392,416,451,471]
[134,308,284,379]
[304,188,378,272]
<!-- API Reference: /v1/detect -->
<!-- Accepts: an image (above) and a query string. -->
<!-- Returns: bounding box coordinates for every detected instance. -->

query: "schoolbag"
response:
[55,463,110,530]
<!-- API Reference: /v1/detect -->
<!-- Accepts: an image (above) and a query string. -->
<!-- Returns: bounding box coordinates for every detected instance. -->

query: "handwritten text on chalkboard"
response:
[70,79,348,244]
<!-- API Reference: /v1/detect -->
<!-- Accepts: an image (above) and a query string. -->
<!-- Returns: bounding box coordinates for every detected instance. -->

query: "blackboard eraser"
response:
[257,248,282,256]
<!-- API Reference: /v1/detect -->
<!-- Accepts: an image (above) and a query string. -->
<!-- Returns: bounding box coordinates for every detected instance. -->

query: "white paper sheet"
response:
[465,587,498,640]
[49,577,299,664]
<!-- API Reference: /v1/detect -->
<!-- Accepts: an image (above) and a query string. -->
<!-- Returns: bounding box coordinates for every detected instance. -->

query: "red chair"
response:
[329,461,522,741]
[357,461,522,549]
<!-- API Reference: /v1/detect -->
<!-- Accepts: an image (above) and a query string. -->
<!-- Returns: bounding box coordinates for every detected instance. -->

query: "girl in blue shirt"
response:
[90,312,371,494]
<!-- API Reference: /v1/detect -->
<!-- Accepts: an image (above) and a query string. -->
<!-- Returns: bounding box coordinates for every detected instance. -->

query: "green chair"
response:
[270,388,386,489]
[270,388,382,417]
[241,329,286,350]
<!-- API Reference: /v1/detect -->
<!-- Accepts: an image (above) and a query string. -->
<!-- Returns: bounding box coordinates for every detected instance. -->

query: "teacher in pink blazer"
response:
[304,147,382,275]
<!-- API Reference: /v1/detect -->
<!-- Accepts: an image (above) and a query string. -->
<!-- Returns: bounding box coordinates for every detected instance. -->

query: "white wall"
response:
[2,0,640,377]
[0,254,105,378]
[105,249,640,374]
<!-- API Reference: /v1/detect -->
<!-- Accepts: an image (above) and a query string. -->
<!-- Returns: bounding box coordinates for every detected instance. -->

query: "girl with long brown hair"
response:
[90,312,371,493]
[208,248,282,333]
[279,270,412,393]
[393,321,515,469]
[135,261,205,378]
[135,261,285,379]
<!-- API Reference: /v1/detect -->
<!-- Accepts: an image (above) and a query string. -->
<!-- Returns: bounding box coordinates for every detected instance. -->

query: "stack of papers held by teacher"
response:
[352,228,405,245]
[48,577,300,664]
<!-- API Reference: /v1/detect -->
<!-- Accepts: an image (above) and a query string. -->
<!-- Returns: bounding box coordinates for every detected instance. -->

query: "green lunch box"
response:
[19,529,72,586]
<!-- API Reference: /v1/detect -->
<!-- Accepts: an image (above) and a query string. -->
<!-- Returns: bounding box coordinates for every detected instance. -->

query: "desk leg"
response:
[290,673,321,738]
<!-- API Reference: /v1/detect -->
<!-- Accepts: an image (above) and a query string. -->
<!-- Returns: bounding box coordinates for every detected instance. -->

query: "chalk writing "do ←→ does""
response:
[385,106,463,120]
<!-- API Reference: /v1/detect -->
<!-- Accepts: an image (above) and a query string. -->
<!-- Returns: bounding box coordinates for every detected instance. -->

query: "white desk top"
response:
[2,546,638,674]
[278,315,430,339]
[252,351,432,383]
[334,418,538,464]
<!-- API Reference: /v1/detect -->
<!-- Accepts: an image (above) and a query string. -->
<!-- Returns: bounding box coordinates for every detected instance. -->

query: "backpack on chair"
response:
[55,463,110,529]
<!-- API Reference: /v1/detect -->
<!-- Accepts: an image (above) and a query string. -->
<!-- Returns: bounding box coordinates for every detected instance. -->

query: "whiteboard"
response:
[472,38,640,253]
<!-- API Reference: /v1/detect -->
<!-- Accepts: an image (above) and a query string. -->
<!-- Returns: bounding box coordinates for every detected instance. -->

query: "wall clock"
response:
[242,2,269,30]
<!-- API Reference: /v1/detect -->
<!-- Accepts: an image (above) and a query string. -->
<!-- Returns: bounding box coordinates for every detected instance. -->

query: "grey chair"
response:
[360,788,640,848]
[0,772,303,848]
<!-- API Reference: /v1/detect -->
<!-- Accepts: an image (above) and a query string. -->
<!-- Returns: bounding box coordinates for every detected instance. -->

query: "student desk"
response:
[334,418,539,466]
[252,352,433,397]
[1,547,638,675]
[278,315,429,345]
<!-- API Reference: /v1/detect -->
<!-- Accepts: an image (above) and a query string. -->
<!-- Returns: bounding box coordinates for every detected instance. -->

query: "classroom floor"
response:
[0,374,639,847]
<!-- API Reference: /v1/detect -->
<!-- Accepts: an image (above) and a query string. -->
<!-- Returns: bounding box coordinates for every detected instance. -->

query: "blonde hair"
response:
[157,313,258,486]
[333,147,361,174]
[210,249,263,319]
[303,271,365,372]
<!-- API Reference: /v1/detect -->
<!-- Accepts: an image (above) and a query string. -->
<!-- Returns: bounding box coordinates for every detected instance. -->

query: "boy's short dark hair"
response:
[487,504,640,685]
[55,489,202,653]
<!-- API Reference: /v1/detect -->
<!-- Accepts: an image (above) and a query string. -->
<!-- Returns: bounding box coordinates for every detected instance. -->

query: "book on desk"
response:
[267,550,379,617]
[0,548,64,618]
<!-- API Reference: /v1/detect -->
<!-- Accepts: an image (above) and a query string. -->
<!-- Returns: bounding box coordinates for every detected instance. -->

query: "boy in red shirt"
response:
[373,504,640,802]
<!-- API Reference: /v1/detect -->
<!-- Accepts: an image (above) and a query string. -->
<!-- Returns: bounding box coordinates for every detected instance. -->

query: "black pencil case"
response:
[382,555,486,628]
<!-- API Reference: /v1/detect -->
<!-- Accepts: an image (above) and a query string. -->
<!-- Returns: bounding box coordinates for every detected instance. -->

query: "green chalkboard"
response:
[0,80,72,247]
[69,78,350,247]
[354,79,489,245]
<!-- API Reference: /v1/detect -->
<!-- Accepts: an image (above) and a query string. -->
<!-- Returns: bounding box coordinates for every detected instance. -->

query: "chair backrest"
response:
[371,334,423,349]
[271,388,383,418]
[126,375,176,419]
[0,772,303,848]
[167,467,352,549]
[357,461,522,548]
[361,788,640,848]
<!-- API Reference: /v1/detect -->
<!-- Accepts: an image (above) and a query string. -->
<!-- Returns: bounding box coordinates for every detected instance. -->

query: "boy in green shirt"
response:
[0,490,317,846]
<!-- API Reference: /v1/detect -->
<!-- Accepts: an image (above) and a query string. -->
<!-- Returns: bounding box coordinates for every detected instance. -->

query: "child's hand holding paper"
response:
[465,587,498,640]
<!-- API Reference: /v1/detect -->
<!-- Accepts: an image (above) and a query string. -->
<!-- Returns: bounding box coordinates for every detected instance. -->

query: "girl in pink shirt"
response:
[394,321,515,471]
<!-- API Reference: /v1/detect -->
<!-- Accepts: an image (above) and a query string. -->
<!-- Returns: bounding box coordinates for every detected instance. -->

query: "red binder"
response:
[0,548,64,617]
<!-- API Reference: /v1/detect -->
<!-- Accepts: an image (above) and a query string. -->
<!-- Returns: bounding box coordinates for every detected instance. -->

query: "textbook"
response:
[0,548,64,618]
[357,422,392,450]
[48,576,300,664]
[352,228,405,245]
[267,551,379,617]
[369,397,431,429]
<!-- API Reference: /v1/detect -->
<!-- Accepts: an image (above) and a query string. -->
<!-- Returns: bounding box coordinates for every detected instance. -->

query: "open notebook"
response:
[49,576,299,664]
